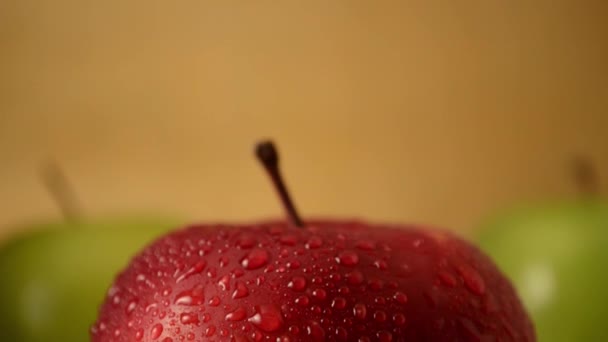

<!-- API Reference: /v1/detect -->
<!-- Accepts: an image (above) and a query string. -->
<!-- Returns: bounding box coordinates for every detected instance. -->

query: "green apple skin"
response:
[0,217,180,342]
[476,199,608,342]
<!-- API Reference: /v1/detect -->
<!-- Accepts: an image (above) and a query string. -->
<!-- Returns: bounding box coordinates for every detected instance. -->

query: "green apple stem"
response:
[572,156,600,196]
[256,140,304,227]
[41,161,83,221]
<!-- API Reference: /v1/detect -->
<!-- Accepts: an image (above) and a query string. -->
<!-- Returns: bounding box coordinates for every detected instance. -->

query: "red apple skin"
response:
[92,220,535,342]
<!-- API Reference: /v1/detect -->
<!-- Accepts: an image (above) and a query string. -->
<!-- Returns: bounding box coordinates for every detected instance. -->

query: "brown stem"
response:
[40,160,82,221]
[255,141,303,227]
[571,155,599,196]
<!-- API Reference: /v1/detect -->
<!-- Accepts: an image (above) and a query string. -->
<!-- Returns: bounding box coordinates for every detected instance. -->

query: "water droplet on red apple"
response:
[353,303,367,320]
[332,297,347,309]
[232,268,245,278]
[338,286,350,295]
[218,275,231,291]
[393,291,408,304]
[307,321,325,340]
[242,249,270,270]
[208,296,221,306]
[279,248,289,258]
[312,288,327,300]
[373,259,388,270]
[457,264,486,295]
[225,307,247,321]
[288,276,307,291]
[125,300,137,315]
[355,239,376,250]
[295,295,310,307]
[437,270,457,287]
[248,304,284,332]
[374,310,387,322]
[329,273,341,282]
[392,313,406,325]
[176,260,206,283]
[145,303,157,313]
[346,270,364,285]
[377,330,393,342]
[336,251,359,266]
[107,286,120,298]
[269,225,285,235]
[305,236,323,249]
[286,260,301,269]
[236,234,256,249]
[343,317,353,327]
[205,325,216,337]
[368,279,383,291]
[335,326,348,340]
[289,325,300,335]
[251,330,262,341]
[111,294,121,306]
[232,281,249,299]
[219,256,230,267]
[280,234,298,245]
[179,312,199,325]
[135,328,144,340]
[174,284,204,306]
[150,323,163,339]
[202,313,211,322]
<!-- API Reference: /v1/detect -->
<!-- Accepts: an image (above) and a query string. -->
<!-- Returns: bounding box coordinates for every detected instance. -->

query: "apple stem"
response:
[572,156,600,196]
[256,141,304,227]
[41,161,83,221]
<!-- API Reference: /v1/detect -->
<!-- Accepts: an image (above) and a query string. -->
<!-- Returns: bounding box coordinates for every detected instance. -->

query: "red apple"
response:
[92,142,534,342]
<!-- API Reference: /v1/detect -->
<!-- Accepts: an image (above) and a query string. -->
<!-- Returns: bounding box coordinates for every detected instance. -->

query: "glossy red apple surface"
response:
[92,142,534,342]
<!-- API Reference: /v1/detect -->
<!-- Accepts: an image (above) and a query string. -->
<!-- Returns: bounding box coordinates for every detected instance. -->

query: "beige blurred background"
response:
[1,1,607,240]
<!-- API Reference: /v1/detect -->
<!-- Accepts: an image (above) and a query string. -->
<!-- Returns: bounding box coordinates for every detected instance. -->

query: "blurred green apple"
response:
[0,216,180,341]
[0,162,181,341]
[476,159,607,341]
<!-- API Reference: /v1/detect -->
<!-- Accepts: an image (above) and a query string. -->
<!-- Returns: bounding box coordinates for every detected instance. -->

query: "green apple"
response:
[0,216,180,341]
[476,198,608,341]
